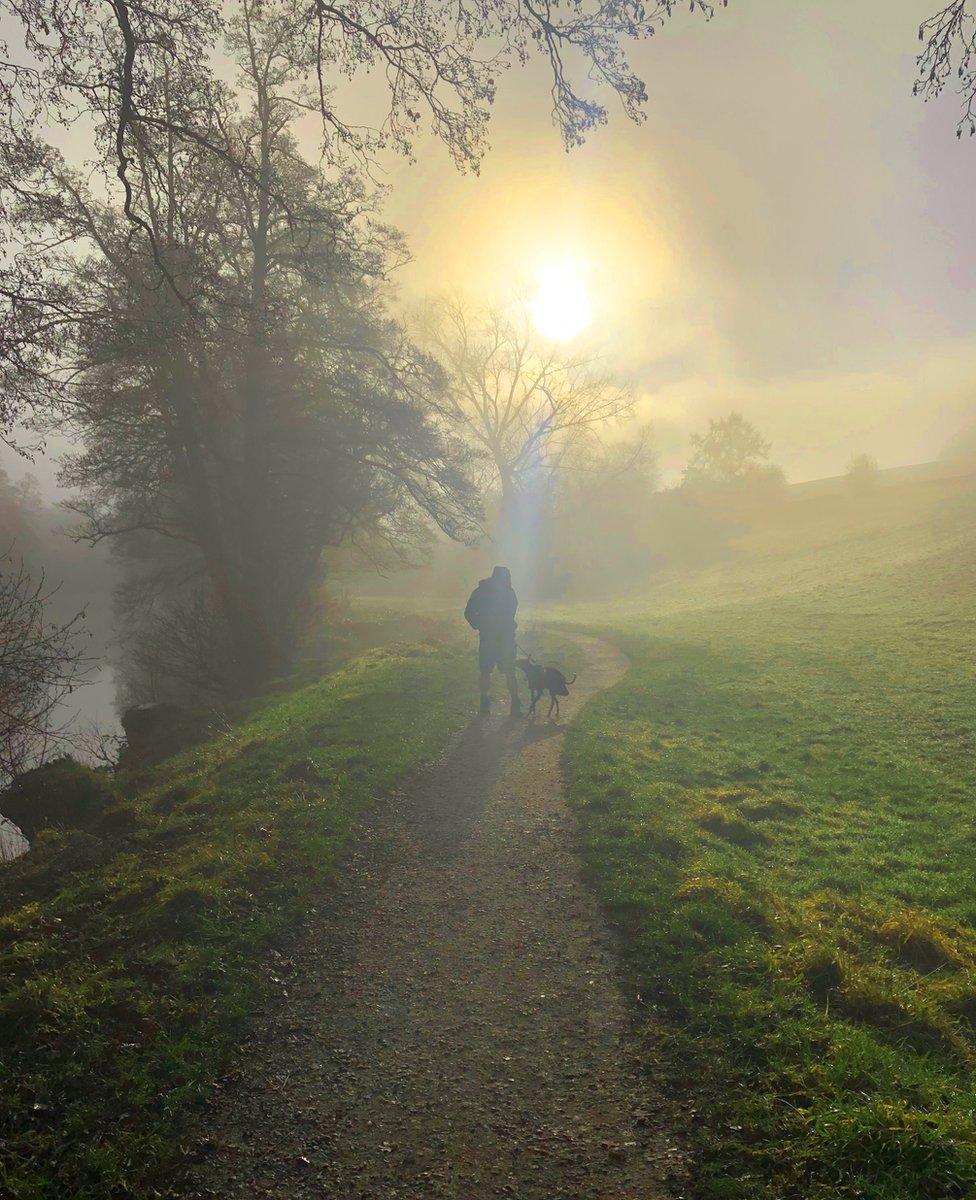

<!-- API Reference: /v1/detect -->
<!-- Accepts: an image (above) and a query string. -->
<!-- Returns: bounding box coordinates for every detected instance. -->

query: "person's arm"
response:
[464,588,481,630]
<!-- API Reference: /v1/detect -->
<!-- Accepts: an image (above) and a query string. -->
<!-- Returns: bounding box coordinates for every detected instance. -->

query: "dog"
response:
[517,656,577,720]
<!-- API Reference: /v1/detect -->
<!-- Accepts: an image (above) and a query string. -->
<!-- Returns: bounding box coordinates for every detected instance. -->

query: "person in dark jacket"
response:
[464,565,521,716]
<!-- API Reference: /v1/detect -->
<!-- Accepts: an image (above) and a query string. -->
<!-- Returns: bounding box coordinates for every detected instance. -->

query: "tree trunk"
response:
[234,105,284,691]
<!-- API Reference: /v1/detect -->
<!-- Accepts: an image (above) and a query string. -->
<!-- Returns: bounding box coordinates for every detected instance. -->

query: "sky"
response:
[372,0,976,482]
[3,0,976,490]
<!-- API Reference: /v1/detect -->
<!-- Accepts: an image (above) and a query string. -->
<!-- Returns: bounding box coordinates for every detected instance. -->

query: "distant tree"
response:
[0,549,89,782]
[845,452,880,496]
[683,412,771,485]
[418,295,632,587]
[682,412,786,513]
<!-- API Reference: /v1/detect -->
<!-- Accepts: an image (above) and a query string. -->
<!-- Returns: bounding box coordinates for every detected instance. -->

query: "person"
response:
[464,565,521,716]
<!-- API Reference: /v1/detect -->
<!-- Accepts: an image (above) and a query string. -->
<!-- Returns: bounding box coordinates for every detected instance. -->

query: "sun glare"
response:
[530,261,593,342]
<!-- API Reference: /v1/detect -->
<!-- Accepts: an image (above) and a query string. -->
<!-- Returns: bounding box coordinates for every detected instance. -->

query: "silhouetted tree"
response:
[418,296,632,586]
[683,412,772,486]
[41,1,478,695]
[916,2,976,136]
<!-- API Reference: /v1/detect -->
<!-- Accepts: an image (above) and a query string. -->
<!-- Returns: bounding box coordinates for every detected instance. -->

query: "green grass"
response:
[0,638,475,1200]
[560,474,976,1198]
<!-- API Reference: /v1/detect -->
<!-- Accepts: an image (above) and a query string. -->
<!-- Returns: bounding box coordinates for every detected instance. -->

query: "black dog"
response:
[517,656,577,719]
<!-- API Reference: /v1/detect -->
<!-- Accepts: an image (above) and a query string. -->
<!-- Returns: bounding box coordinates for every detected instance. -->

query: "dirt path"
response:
[181,634,682,1200]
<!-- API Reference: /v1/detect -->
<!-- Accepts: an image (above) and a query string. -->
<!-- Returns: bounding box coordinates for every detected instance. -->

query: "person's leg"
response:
[503,637,521,715]
[478,636,493,713]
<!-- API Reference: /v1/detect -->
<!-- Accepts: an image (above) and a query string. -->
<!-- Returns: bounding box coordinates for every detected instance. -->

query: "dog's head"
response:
[517,657,538,677]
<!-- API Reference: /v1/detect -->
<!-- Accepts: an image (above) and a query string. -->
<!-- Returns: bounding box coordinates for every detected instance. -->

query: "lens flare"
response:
[530,262,593,342]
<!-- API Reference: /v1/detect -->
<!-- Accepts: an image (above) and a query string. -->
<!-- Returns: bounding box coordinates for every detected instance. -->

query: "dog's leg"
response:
[547,694,556,720]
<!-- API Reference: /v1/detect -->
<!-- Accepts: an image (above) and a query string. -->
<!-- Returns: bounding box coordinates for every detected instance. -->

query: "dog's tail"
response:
[566,673,577,685]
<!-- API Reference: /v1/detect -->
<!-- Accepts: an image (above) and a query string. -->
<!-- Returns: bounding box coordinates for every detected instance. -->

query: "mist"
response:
[3,0,976,1196]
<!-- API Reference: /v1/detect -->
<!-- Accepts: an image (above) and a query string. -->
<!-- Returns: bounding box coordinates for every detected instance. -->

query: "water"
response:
[0,661,120,862]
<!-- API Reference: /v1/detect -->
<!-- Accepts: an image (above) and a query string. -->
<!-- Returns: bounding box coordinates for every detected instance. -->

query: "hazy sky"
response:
[4,0,976,490]
[375,0,976,481]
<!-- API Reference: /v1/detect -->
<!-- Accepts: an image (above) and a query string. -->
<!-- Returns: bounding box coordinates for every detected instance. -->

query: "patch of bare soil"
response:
[179,634,683,1199]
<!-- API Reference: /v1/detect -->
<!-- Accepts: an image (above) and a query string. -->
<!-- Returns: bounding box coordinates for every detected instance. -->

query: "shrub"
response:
[845,452,880,497]
[0,756,115,839]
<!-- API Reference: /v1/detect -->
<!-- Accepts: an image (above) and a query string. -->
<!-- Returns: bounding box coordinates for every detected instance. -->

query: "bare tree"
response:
[418,295,632,587]
[421,296,632,506]
[1,0,722,178]
[916,2,976,135]
[0,549,90,782]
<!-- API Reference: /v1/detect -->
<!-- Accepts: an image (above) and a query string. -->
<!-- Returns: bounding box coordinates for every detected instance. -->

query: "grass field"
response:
[561,472,976,1198]
[4,469,975,1200]
[0,636,475,1200]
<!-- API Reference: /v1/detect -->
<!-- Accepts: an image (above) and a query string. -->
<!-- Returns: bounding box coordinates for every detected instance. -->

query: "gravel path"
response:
[180,633,683,1200]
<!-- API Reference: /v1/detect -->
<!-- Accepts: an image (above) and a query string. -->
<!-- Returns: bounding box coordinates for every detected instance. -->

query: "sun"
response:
[530,261,593,342]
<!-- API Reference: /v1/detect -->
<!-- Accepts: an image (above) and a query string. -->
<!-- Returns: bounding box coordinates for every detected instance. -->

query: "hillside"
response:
[4,471,975,1200]
[559,472,976,1197]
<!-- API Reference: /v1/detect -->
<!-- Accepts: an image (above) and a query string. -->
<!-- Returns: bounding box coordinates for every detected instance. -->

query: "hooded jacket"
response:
[464,576,518,636]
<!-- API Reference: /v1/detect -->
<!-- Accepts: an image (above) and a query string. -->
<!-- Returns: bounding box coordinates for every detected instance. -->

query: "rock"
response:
[120,702,203,767]
[0,814,29,862]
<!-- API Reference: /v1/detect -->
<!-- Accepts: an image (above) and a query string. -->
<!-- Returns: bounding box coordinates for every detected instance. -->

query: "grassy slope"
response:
[0,639,475,1200]
[560,475,976,1199]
